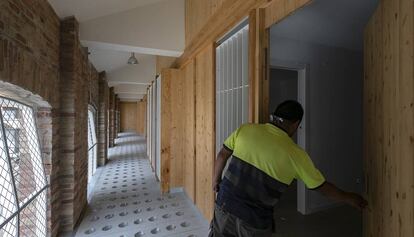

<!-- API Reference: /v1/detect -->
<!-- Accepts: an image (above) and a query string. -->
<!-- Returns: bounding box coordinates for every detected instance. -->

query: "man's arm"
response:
[315,182,367,211]
[212,147,233,192]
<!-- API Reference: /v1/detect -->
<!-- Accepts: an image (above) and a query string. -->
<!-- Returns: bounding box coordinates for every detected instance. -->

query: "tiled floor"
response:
[74,133,209,237]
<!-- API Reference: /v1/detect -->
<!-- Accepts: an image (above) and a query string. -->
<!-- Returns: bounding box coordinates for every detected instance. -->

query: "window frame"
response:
[0,96,49,237]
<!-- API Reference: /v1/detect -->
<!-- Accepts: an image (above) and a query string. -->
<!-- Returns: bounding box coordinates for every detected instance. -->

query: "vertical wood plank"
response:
[182,59,196,202]
[249,9,258,123]
[120,102,137,132]
[160,69,183,192]
[398,0,414,235]
[160,69,173,193]
[249,8,267,123]
[170,69,184,188]
[195,45,216,220]
[364,0,414,236]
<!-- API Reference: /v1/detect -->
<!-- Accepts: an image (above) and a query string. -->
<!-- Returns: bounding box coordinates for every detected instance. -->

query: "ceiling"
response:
[48,0,182,101]
[87,48,145,73]
[270,0,379,51]
[48,0,168,22]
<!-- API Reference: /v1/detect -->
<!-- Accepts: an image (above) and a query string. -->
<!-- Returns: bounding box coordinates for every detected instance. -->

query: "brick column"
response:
[59,17,88,232]
[115,96,120,135]
[98,73,109,166]
[108,87,115,147]
[37,108,60,237]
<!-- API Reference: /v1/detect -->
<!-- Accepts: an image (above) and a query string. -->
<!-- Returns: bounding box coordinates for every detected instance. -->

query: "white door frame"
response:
[270,59,311,215]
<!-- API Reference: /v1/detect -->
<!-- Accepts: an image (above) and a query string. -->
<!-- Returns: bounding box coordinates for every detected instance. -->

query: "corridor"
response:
[74,133,209,237]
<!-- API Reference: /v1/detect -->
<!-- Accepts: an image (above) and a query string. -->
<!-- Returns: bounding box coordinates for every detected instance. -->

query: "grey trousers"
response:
[208,204,273,237]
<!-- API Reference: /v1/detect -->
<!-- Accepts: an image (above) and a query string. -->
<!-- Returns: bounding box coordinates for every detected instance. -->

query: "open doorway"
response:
[267,0,379,236]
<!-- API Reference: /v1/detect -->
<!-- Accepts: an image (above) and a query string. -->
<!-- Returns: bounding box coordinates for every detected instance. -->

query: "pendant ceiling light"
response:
[127,52,139,65]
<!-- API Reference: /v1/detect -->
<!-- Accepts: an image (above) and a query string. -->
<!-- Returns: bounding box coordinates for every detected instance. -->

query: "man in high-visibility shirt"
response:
[209,100,367,237]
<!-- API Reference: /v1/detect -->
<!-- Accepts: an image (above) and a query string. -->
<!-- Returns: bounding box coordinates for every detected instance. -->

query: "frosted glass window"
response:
[216,25,249,153]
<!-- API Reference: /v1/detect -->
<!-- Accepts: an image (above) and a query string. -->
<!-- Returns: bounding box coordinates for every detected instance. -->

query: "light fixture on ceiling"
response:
[127,52,139,65]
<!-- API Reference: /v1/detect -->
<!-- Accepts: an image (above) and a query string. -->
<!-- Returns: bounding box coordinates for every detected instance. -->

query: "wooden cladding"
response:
[120,100,147,134]
[161,69,183,191]
[160,69,179,193]
[195,45,216,220]
[160,45,216,220]
[249,8,269,123]
[179,0,311,68]
[185,0,225,45]
[182,60,196,202]
[363,0,414,236]
[156,56,177,76]
[120,102,137,132]
[162,0,315,220]
[136,99,147,135]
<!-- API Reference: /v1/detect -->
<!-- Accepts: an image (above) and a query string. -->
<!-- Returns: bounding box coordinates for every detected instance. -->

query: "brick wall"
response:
[0,1,110,236]
[89,64,99,108]
[36,107,61,237]
[98,73,109,166]
[59,17,102,231]
[0,0,60,108]
[0,0,61,235]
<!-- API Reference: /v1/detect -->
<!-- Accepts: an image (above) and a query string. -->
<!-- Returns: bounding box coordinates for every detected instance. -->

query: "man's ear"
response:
[293,120,300,128]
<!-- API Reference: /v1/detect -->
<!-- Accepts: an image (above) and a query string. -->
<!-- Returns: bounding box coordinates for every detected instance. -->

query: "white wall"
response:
[80,0,185,55]
[270,36,364,212]
[269,69,298,113]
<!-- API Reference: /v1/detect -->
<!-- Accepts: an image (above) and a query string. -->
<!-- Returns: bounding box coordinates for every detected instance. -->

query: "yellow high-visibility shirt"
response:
[224,123,325,189]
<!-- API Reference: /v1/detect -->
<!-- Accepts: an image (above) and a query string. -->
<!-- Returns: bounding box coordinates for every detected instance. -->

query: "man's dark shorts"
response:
[208,204,272,237]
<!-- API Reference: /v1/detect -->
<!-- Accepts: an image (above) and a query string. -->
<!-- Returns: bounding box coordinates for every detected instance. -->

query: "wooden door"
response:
[120,102,138,132]
[363,0,413,236]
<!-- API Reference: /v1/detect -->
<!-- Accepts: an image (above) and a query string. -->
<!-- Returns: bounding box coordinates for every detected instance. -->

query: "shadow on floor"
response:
[273,185,362,237]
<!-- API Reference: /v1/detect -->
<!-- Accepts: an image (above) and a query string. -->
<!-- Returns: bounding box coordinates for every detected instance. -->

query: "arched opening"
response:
[0,99,48,236]
[0,81,53,237]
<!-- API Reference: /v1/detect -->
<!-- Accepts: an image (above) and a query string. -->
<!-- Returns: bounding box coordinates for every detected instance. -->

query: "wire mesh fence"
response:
[0,97,48,237]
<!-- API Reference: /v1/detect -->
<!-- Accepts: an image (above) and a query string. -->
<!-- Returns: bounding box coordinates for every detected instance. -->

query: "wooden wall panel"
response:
[363,0,414,236]
[195,45,216,220]
[185,0,225,45]
[182,60,196,202]
[136,98,147,135]
[180,0,311,67]
[160,69,185,191]
[156,56,177,76]
[185,0,213,46]
[120,102,137,132]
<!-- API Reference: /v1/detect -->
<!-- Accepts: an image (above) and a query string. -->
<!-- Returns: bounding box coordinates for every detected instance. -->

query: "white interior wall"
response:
[269,69,299,143]
[269,69,298,113]
[270,37,364,212]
